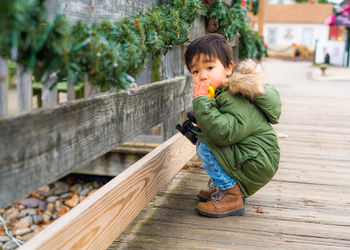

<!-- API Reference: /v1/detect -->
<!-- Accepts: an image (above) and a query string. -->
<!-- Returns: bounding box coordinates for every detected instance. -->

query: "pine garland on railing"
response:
[0,0,265,90]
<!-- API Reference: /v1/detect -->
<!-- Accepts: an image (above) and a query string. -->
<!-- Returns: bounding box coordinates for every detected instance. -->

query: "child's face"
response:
[189,54,233,91]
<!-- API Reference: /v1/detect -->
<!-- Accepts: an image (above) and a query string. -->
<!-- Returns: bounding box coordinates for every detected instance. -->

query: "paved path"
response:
[112,58,349,249]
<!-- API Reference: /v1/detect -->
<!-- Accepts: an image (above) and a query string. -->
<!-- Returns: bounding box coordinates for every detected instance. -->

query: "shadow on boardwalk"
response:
[110,58,350,249]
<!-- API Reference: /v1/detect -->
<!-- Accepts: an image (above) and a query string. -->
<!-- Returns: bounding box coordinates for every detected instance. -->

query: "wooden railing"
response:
[0,76,193,208]
[0,76,196,249]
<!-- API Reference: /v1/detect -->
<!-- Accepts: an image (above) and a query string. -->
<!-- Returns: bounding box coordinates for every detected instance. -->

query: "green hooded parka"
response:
[192,60,281,197]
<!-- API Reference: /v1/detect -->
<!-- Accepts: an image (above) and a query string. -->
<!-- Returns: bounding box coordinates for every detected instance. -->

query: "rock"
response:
[47,196,58,203]
[54,182,69,193]
[20,198,40,208]
[3,208,20,222]
[20,209,36,217]
[14,227,31,236]
[30,225,39,231]
[46,203,54,213]
[38,200,47,210]
[33,215,43,224]
[42,211,52,222]
[60,193,70,199]
[64,194,79,208]
[21,231,38,241]
[55,201,64,212]
[87,189,97,197]
[3,240,18,250]
[37,185,51,197]
[0,236,10,243]
[79,188,91,197]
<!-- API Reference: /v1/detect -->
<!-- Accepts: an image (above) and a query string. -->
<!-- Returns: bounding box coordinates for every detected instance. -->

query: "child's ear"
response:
[225,61,234,77]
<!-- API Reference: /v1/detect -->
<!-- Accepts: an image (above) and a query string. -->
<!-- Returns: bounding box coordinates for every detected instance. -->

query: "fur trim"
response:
[224,59,265,101]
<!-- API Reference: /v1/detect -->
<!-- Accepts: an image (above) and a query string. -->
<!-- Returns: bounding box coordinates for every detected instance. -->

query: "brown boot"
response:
[198,179,246,203]
[195,185,245,218]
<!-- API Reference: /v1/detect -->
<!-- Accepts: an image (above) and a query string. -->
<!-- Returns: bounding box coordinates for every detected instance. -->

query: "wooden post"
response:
[17,64,33,113]
[42,72,58,107]
[0,57,7,116]
[84,74,100,98]
[258,0,265,36]
[67,80,75,101]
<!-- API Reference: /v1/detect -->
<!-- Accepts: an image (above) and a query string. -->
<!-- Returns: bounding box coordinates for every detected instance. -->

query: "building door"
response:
[302,28,313,49]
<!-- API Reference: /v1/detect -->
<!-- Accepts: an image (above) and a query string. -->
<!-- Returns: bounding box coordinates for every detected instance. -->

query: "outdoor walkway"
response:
[109,58,350,249]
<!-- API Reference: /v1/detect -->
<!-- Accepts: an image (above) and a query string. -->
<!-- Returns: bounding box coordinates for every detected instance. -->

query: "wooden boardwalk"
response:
[109,59,350,249]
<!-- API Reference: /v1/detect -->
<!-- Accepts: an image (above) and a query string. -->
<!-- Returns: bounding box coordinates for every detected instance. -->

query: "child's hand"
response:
[193,82,214,98]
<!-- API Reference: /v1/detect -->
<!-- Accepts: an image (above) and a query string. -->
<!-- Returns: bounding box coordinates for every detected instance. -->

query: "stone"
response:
[46,203,54,213]
[60,193,70,199]
[30,225,39,231]
[42,211,52,222]
[55,201,64,212]
[79,188,91,197]
[14,220,30,230]
[33,215,43,224]
[64,194,79,208]
[3,240,18,250]
[20,209,36,217]
[54,182,69,193]
[87,189,97,197]
[14,228,31,236]
[21,231,38,241]
[20,198,40,208]
[38,200,47,210]
[3,208,20,222]
[47,196,59,203]
[0,236,10,243]
[37,185,51,197]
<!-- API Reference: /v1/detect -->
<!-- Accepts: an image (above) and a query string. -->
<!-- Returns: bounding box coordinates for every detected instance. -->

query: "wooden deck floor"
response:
[109,59,350,249]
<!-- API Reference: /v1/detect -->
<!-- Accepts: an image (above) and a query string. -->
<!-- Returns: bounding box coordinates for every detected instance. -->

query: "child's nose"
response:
[200,74,208,81]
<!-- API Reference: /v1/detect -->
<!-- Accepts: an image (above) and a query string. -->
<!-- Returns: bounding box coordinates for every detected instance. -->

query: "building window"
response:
[278,0,283,4]
[267,28,277,45]
[302,28,313,49]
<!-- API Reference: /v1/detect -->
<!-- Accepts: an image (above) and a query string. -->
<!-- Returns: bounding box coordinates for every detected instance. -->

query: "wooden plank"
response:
[44,0,157,24]
[20,133,196,250]
[0,76,188,208]
[42,73,58,107]
[0,57,7,116]
[67,80,75,101]
[84,74,100,97]
[16,64,32,112]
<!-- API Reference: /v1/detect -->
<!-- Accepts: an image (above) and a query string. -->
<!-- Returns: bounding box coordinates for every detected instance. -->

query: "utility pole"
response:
[258,0,265,36]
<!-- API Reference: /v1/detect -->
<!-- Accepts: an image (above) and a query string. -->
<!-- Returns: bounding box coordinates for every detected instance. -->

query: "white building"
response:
[254,1,333,52]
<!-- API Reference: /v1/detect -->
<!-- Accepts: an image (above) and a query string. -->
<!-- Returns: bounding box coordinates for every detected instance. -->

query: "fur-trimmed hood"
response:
[224,59,265,101]
[224,59,282,124]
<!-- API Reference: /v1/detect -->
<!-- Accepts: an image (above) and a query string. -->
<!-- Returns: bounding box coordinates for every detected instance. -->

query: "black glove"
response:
[176,112,201,144]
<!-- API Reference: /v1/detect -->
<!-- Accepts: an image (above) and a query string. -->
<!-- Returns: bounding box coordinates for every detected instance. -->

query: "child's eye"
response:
[192,70,198,74]
[208,66,214,70]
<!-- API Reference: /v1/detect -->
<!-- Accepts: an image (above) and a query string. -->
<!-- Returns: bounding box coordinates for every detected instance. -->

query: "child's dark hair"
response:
[184,33,233,71]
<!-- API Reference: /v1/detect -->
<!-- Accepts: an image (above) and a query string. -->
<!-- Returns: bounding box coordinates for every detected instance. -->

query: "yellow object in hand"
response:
[208,85,215,98]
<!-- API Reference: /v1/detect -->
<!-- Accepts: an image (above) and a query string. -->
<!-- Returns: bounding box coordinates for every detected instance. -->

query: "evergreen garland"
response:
[205,0,266,60]
[0,0,265,90]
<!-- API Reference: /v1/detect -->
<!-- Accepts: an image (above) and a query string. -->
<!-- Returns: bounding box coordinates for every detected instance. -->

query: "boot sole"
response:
[197,194,246,204]
[195,207,245,218]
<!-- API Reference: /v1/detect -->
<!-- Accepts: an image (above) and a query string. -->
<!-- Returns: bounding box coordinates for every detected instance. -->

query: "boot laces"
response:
[208,178,216,191]
[211,186,225,203]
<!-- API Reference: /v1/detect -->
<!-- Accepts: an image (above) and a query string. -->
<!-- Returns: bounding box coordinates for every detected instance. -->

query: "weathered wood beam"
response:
[44,0,157,24]
[0,57,7,116]
[20,133,196,250]
[0,76,191,208]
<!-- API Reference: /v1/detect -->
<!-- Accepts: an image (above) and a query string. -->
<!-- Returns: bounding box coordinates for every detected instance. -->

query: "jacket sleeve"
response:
[193,95,252,147]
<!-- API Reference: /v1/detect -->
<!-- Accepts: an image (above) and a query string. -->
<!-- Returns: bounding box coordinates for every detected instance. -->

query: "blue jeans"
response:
[196,140,236,190]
